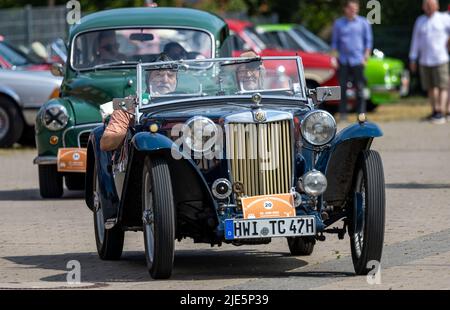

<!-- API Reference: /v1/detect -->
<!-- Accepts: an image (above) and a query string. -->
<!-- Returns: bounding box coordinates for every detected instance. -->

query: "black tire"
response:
[65,174,86,191]
[349,150,385,275]
[17,125,36,147]
[0,96,24,148]
[142,156,175,279]
[38,165,63,198]
[93,161,124,260]
[287,237,315,256]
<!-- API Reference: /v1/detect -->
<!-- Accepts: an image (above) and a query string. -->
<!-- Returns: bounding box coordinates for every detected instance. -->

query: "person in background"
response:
[409,0,450,124]
[331,0,373,122]
[93,30,126,65]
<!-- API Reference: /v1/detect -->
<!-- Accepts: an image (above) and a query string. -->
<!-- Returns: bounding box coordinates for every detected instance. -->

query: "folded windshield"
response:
[137,57,306,106]
[72,28,212,70]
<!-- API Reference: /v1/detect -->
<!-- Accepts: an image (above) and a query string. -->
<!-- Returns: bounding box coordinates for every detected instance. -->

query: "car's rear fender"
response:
[316,122,383,207]
[119,132,219,238]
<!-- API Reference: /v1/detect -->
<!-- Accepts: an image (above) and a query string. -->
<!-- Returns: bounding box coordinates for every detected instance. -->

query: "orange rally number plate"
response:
[57,148,87,173]
[241,193,295,219]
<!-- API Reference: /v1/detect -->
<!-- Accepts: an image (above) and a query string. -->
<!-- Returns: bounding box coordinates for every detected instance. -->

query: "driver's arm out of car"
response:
[100,109,134,151]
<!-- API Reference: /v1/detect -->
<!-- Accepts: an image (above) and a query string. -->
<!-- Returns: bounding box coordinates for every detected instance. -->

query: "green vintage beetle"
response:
[33,7,229,198]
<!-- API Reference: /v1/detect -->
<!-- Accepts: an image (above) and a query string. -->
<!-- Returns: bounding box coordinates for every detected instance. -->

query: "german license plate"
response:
[225,216,316,240]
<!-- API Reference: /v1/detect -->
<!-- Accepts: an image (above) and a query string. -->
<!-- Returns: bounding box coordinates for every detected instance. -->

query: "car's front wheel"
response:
[0,96,24,147]
[142,156,175,279]
[38,165,63,198]
[349,150,385,275]
[93,161,124,260]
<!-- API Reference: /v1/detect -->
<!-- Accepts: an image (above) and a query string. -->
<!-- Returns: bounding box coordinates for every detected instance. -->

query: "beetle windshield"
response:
[137,56,306,107]
[72,28,212,70]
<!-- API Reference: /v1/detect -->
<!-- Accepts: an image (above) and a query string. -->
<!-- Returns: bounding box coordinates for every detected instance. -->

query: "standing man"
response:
[410,0,450,124]
[332,0,373,122]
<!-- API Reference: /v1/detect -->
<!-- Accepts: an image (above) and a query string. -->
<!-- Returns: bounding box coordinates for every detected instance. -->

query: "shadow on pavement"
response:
[3,248,351,283]
[0,189,84,201]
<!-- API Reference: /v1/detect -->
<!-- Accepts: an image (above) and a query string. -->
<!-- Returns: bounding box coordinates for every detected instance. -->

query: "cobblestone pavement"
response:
[0,121,449,290]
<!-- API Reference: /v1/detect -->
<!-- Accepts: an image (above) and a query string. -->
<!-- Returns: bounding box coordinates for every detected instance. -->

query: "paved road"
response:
[0,121,449,289]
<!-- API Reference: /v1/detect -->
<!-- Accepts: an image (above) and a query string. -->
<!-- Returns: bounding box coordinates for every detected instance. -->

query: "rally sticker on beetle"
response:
[241,193,295,219]
[57,148,87,173]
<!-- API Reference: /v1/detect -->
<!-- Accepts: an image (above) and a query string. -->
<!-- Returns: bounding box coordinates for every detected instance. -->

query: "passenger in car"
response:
[163,42,188,60]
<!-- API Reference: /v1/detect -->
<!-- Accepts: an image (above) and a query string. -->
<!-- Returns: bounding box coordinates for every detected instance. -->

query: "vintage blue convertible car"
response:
[85,56,385,279]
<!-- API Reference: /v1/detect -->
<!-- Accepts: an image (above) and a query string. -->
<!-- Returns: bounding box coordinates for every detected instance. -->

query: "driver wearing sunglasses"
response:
[94,30,126,64]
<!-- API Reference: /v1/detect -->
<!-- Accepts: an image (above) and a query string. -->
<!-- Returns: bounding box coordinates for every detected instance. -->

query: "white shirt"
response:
[409,12,450,66]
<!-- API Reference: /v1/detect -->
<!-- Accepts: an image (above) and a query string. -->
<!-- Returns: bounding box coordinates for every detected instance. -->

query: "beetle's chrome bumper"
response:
[33,156,57,165]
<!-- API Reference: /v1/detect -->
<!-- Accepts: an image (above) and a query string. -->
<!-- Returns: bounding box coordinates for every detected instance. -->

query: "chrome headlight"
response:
[42,103,69,131]
[183,116,218,153]
[299,170,328,197]
[301,110,336,146]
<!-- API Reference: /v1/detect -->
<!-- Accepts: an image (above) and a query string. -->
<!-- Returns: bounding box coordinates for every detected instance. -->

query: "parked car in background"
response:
[34,7,229,198]
[257,24,410,110]
[0,69,62,147]
[0,39,52,71]
[226,19,339,92]
[48,38,67,65]
[85,55,385,279]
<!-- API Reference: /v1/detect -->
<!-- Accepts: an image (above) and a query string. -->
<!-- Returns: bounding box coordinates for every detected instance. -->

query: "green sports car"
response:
[257,24,410,108]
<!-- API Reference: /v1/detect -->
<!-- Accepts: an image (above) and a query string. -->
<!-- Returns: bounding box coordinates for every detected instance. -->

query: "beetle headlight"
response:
[183,116,218,153]
[299,170,328,197]
[42,104,69,131]
[301,110,336,146]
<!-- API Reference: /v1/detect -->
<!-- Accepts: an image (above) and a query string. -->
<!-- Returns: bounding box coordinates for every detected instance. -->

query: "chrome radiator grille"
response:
[227,120,293,196]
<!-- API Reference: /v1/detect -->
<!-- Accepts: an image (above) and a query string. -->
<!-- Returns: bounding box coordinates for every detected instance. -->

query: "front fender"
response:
[316,122,383,206]
[131,131,176,153]
[122,131,219,231]
[130,131,216,202]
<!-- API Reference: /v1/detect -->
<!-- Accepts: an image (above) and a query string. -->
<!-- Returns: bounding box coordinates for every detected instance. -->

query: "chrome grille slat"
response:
[228,120,292,197]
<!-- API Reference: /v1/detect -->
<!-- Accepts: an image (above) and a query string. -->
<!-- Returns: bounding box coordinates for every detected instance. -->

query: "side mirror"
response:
[50,62,64,77]
[313,86,341,102]
[112,97,136,114]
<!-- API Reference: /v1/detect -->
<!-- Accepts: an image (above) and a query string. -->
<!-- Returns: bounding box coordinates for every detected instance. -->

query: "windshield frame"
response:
[69,25,216,72]
[136,56,308,111]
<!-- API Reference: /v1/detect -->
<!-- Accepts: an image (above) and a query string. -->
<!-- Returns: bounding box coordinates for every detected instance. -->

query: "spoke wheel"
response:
[350,150,385,275]
[142,156,175,279]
